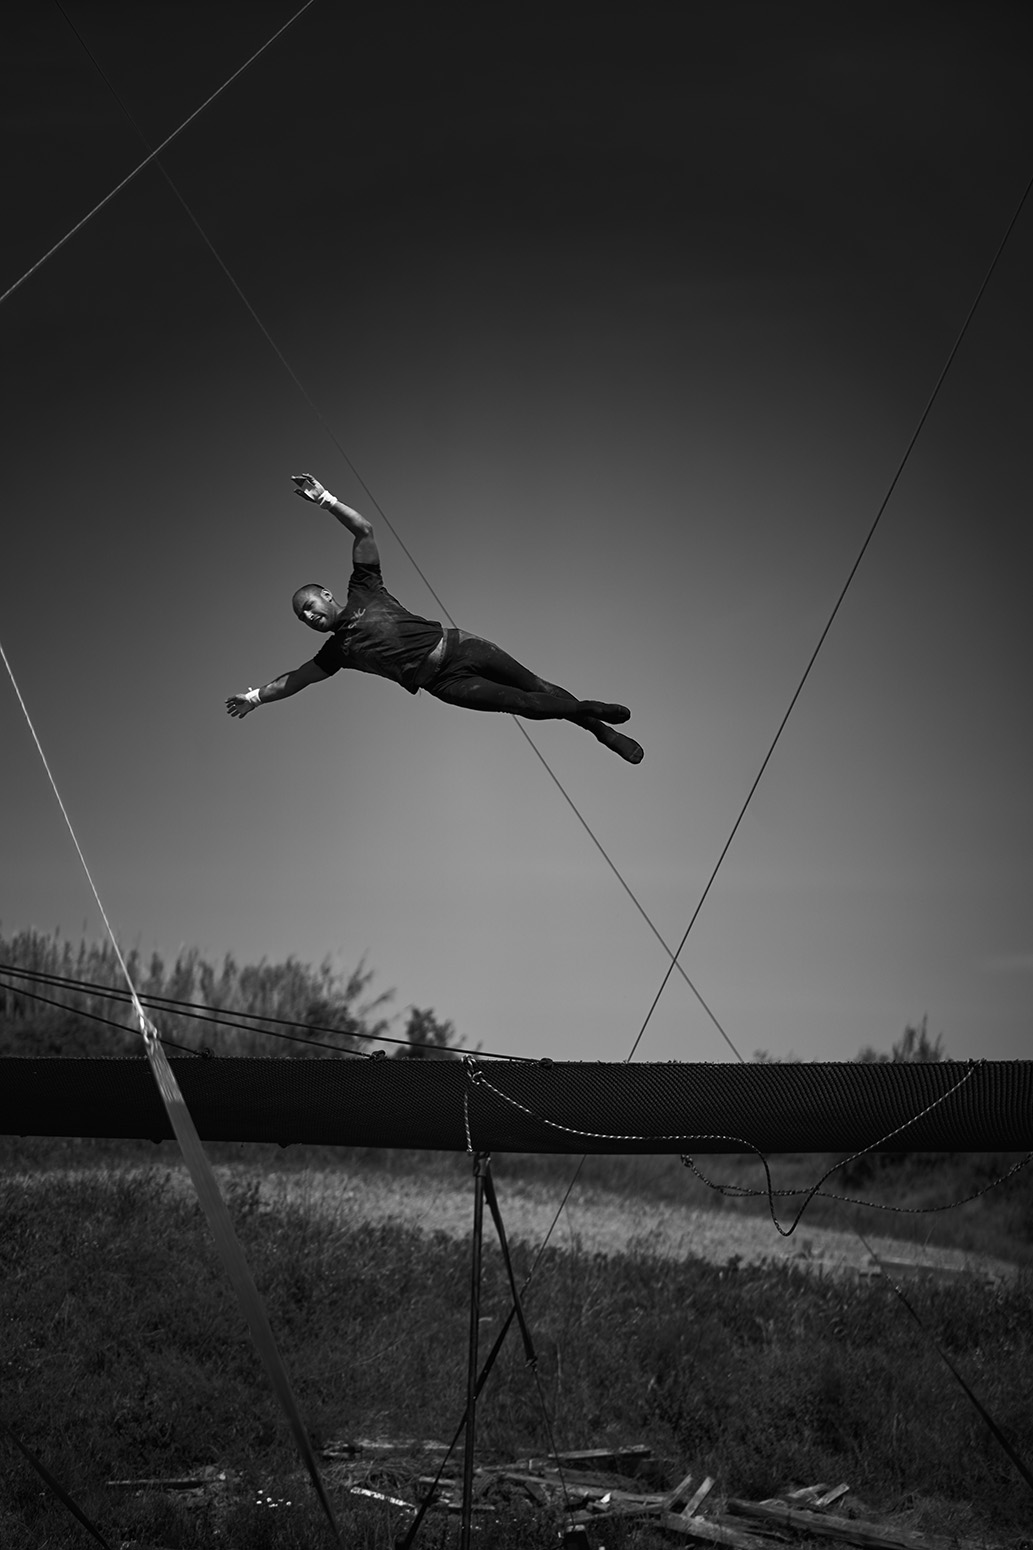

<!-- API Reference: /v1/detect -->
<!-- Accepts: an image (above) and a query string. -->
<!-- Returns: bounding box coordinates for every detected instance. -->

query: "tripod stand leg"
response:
[461,1152,490,1550]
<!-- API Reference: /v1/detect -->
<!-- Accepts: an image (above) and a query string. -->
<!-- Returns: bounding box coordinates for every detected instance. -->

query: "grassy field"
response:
[2,1137,1031,1549]
[2,949,1030,1545]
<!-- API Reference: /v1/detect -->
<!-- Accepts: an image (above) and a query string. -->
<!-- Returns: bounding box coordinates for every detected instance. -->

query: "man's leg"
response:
[427,635,643,762]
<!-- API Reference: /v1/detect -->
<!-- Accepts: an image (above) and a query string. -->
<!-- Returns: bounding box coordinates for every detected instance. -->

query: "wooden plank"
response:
[106,1477,208,1491]
[497,1471,665,1507]
[552,1444,652,1468]
[344,1486,415,1510]
[727,1499,964,1550]
[568,1501,677,1525]
[662,1469,697,1511]
[659,1512,780,1547]
[536,1468,656,1490]
[502,1468,660,1496]
[322,1437,450,1458]
[682,1477,715,1517]
[782,1483,850,1509]
[498,1445,652,1474]
[592,1490,668,1509]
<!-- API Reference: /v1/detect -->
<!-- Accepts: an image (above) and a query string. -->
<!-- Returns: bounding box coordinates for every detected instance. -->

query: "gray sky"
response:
[2,2,1031,1065]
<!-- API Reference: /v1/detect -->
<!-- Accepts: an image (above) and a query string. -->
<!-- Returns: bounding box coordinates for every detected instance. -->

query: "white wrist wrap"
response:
[317,489,337,508]
[245,687,262,706]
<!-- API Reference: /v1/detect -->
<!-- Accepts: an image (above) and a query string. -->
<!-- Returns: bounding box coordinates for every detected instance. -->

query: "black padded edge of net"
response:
[1,1057,1030,1153]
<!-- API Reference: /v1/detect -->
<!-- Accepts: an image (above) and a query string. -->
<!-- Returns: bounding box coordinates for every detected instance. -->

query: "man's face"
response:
[298,589,336,632]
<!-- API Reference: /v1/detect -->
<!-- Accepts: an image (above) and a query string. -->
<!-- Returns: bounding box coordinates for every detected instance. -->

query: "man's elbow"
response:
[352,524,378,563]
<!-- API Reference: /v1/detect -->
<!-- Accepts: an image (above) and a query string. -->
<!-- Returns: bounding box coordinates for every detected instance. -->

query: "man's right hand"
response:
[226,692,257,718]
[291,472,328,504]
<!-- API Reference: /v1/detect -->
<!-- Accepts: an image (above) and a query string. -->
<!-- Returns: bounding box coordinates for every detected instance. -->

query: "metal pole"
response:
[460,1153,490,1550]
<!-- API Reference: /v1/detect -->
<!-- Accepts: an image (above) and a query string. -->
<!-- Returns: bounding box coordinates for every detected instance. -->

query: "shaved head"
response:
[292,583,329,618]
[292,584,339,634]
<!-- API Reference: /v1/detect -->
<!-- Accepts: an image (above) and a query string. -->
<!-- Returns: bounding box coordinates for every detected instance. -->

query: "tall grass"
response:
[0,927,393,1056]
[1,1152,1031,1549]
[2,937,1032,1545]
[478,1146,1033,1269]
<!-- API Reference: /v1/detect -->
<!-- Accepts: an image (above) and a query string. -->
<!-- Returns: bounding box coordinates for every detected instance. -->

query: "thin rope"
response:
[481,1164,580,1533]
[0,0,318,312]
[11,955,1030,1224]
[513,722,744,1060]
[1,639,147,1027]
[53,0,452,625]
[625,165,1033,1063]
[37,35,1033,1518]
[680,1143,1033,1218]
[0,638,342,1545]
[0,1416,115,1549]
[846,1219,1033,1496]
[0,970,362,1057]
[0,961,537,1062]
[36,3,1033,1084]
[400,1139,588,1550]
[0,978,199,1053]
[465,1055,988,1236]
[56,4,742,1068]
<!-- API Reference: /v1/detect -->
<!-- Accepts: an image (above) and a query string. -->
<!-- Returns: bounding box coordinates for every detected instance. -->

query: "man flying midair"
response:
[225,475,643,763]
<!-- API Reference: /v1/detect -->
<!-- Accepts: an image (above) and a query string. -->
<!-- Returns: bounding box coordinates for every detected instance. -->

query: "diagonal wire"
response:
[1,635,344,1545]
[846,1218,1033,1496]
[0,1416,115,1549]
[54,0,452,625]
[0,960,537,1061]
[1,638,141,1006]
[41,22,1033,1517]
[1,0,318,310]
[398,1157,587,1550]
[56,35,1030,1498]
[513,722,743,1059]
[624,165,1033,1063]
[0,976,199,1053]
[56,0,744,1065]
[42,1,1033,1081]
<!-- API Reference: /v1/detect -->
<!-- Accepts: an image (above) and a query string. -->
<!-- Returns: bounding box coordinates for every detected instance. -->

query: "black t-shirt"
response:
[311,561,443,694]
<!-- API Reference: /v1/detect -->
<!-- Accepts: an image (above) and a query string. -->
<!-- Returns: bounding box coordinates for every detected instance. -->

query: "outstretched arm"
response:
[226,658,330,718]
[291,473,379,566]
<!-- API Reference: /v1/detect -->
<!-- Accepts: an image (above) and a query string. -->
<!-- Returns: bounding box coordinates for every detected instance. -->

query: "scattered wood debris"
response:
[727,1497,965,1550]
[317,1439,995,1549]
[107,1464,234,1498]
[106,1442,996,1550]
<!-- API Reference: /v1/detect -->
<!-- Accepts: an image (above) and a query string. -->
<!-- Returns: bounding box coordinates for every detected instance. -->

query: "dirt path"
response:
[257,1167,1018,1284]
[11,1162,1018,1283]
